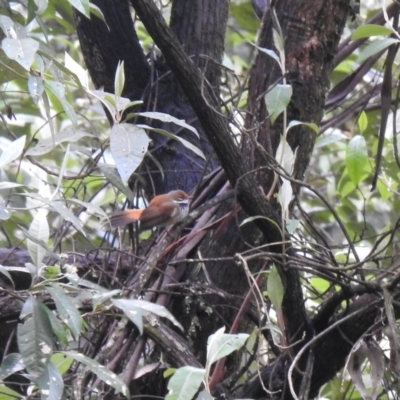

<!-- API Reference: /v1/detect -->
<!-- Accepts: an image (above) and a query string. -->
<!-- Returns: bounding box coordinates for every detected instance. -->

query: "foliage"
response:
[1,0,400,399]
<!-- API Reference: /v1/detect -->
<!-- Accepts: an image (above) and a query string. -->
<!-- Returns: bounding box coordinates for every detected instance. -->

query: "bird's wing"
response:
[139,202,177,229]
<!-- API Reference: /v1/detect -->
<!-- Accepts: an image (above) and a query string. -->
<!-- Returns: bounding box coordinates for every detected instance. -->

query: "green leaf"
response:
[27,209,49,268]
[310,277,331,293]
[114,60,125,99]
[98,165,135,199]
[37,361,64,400]
[112,299,183,334]
[166,366,206,400]
[0,353,24,380]
[206,327,249,366]
[2,37,39,70]
[253,44,281,66]
[0,265,14,288]
[28,75,44,103]
[43,306,68,346]
[110,123,150,185]
[17,297,54,379]
[26,128,93,156]
[0,384,21,399]
[346,135,368,186]
[62,351,129,396]
[46,283,83,339]
[265,84,292,124]
[137,125,205,160]
[267,265,284,311]
[68,0,90,18]
[315,130,348,148]
[287,120,319,134]
[51,353,74,375]
[356,38,399,65]
[352,24,393,40]
[137,111,199,138]
[357,111,368,134]
[0,135,26,169]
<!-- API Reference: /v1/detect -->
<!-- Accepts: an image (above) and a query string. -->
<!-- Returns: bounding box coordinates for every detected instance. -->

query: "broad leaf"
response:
[356,38,399,65]
[346,135,368,186]
[2,37,39,70]
[267,265,284,311]
[207,327,249,366]
[0,135,26,169]
[62,351,129,396]
[26,128,93,156]
[17,297,54,379]
[0,353,24,380]
[265,84,292,124]
[27,209,49,268]
[110,123,150,184]
[46,283,82,339]
[137,111,199,138]
[166,366,206,400]
[37,361,64,400]
[112,299,183,334]
[352,24,393,40]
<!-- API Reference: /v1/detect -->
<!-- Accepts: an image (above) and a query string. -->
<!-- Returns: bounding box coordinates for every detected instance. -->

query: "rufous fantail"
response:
[103,190,190,230]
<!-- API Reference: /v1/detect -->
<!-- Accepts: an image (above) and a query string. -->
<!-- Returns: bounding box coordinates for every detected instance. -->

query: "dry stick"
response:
[288,297,382,400]
[208,255,268,393]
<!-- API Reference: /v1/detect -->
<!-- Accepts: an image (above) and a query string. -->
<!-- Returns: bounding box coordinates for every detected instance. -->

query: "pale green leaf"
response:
[37,361,64,400]
[265,84,292,124]
[0,353,24,380]
[110,123,150,184]
[113,298,183,333]
[357,111,368,134]
[62,351,129,396]
[346,135,368,186]
[68,0,90,18]
[207,327,249,366]
[267,265,284,311]
[114,60,125,99]
[46,283,82,339]
[27,209,49,268]
[357,38,399,65]
[2,37,39,70]
[0,135,26,169]
[352,24,393,40]
[137,111,199,138]
[17,297,54,379]
[166,366,205,400]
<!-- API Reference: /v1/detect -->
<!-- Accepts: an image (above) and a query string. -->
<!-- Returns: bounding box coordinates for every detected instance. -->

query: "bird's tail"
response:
[102,209,143,230]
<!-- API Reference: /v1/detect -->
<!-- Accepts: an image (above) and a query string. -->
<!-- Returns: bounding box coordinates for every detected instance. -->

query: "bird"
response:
[103,190,190,230]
